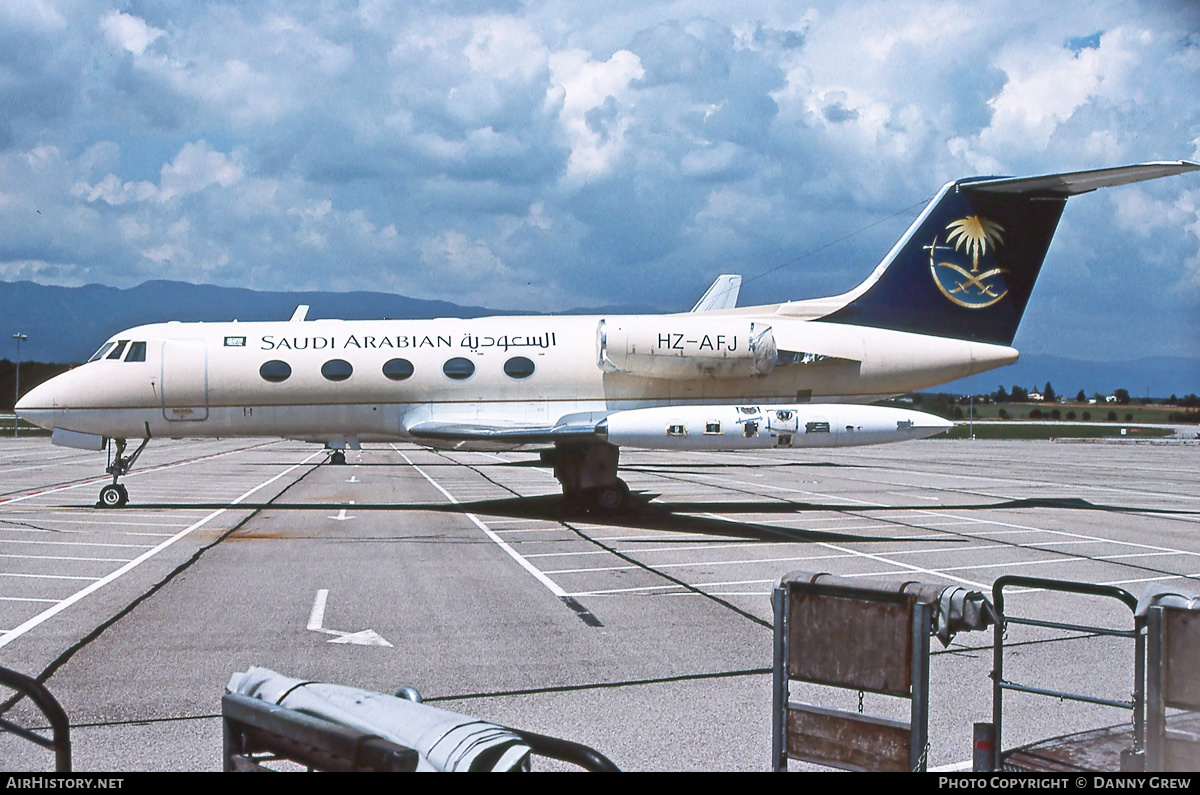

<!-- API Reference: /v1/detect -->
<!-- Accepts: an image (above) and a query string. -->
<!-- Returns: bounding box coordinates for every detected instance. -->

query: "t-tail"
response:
[821,161,1199,346]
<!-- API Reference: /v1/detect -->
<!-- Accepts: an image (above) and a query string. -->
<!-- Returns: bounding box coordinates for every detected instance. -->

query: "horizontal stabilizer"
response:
[820,159,1200,345]
[963,160,1199,197]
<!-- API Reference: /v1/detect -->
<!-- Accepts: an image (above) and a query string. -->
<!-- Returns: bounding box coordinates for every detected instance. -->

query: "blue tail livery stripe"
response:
[821,181,1065,346]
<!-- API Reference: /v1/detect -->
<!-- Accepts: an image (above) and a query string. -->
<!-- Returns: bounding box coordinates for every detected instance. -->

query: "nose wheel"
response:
[97,436,149,509]
[98,484,129,508]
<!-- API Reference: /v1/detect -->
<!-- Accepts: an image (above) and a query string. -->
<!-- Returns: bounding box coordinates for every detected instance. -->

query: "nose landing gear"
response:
[97,437,149,509]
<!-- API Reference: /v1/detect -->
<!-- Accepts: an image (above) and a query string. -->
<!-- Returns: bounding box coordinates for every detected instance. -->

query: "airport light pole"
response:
[12,333,27,437]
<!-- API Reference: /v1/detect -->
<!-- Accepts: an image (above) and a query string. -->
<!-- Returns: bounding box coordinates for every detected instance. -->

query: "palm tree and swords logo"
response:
[925,215,1008,309]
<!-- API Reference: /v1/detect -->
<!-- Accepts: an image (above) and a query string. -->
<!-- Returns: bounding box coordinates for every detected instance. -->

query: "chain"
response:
[913,742,930,772]
[857,690,864,713]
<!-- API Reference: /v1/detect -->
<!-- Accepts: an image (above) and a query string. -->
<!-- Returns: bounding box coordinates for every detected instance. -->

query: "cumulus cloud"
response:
[0,0,1197,359]
[549,48,645,182]
[100,11,164,56]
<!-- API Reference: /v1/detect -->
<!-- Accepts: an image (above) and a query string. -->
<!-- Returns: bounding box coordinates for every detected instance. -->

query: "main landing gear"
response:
[328,450,346,465]
[97,437,149,508]
[551,442,632,514]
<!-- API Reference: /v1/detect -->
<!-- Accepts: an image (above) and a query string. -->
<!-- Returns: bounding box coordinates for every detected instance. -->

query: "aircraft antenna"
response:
[742,195,931,286]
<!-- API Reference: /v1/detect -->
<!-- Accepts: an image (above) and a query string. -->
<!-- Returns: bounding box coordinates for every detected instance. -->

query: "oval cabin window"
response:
[382,358,415,381]
[260,360,292,383]
[442,357,476,381]
[321,359,353,382]
[503,356,536,380]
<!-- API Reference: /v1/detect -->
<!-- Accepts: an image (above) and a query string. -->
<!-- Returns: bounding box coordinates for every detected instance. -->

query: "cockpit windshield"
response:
[87,341,117,362]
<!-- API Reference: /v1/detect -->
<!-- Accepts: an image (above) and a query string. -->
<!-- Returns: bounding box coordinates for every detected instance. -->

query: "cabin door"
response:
[161,339,209,422]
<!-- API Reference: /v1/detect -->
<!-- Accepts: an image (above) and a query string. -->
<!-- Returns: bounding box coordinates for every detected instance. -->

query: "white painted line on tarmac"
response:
[306,588,393,646]
[1,572,100,581]
[396,447,568,599]
[0,441,284,507]
[494,527,567,535]
[307,588,329,630]
[0,539,157,549]
[698,477,1200,588]
[0,450,322,649]
[0,518,192,528]
[691,505,991,589]
[911,508,1200,560]
[0,553,133,563]
[1101,572,1200,588]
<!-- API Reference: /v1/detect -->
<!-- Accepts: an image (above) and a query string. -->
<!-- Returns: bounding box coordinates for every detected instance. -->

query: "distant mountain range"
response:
[2,279,1196,397]
[0,280,654,364]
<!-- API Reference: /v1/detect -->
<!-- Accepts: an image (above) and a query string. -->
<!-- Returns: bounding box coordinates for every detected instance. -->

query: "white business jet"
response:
[16,161,1199,511]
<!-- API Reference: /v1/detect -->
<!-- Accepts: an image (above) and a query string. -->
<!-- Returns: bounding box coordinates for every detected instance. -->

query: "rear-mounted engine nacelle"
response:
[597,318,777,380]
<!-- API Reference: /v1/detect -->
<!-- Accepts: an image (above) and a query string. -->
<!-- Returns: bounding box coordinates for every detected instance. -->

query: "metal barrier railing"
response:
[0,665,72,772]
[771,578,933,772]
[990,575,1144,771]
[1146,605,1200,771]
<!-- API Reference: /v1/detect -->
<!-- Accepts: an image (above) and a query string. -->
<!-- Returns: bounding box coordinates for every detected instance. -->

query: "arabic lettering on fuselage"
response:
[458,332,557,352]
[259,332,557,352]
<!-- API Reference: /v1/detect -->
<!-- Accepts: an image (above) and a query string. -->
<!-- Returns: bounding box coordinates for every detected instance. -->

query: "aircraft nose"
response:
[15,377,60,431]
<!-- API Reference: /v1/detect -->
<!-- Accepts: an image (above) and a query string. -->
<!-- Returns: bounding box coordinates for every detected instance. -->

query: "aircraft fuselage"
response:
[18,313,1011,447]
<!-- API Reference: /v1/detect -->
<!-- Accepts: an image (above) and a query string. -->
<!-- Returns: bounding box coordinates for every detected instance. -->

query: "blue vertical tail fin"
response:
[820,161,1198,346]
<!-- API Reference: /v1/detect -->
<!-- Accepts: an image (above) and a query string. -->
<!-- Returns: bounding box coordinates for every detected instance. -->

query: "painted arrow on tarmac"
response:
[330,501,355,521]
[307,589,393,647]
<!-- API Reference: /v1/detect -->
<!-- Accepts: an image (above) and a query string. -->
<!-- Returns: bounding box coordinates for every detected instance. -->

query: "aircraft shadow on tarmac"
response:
[490,458,868,472]
[106,494,1198,546]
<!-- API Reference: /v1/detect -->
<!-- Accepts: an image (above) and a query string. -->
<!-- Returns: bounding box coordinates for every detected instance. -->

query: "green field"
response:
[898,396,1200,425]
[942,423,1177,440]
[0,417,50,436]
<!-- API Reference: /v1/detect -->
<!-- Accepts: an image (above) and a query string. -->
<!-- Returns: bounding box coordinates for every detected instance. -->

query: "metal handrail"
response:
[991,575,1145,770]
[513,729,621,772]
[0,665,71,772]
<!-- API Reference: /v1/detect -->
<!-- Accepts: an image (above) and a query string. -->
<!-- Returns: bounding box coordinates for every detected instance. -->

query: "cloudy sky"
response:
[1,0,1198,360]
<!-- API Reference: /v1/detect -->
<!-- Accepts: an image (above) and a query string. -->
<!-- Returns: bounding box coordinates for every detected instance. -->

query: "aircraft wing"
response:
[405,418,601,444]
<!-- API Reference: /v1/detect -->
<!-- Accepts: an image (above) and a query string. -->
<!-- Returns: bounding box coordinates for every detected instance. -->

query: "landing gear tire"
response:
[330,450,346,465]
[591,479,630,514]
[99,484,128,509]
